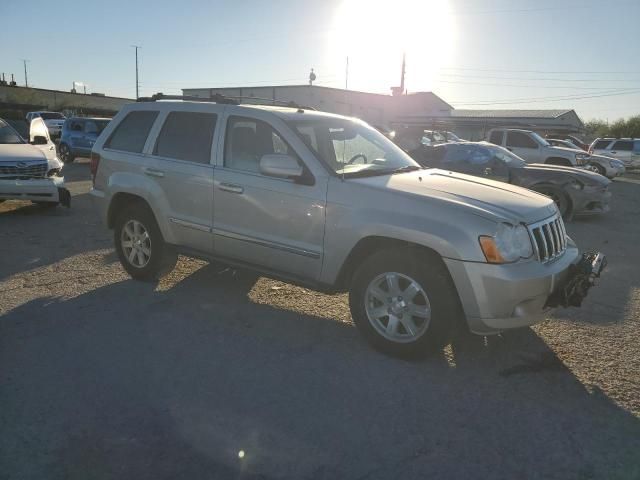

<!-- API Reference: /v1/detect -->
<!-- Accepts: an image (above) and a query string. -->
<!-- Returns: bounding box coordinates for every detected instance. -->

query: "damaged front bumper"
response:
[545,252,606,307]
[0,176,70,207]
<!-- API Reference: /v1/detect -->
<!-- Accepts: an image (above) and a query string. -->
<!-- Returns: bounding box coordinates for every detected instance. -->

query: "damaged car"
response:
[410,141,610,219]
[0,117,70,208]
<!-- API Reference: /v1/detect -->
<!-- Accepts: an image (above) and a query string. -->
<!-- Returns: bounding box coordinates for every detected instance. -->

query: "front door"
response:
[506,131,541,163]
[609,140,633,164]
[213,114,327,281]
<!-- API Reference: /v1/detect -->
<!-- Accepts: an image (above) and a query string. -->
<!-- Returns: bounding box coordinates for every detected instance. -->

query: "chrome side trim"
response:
[212,227,321,259]
[169,217,212,233]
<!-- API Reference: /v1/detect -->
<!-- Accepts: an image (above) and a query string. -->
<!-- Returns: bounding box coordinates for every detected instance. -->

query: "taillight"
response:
[90,152,101,186]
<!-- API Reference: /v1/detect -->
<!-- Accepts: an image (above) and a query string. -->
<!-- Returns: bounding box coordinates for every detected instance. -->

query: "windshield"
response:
[489,144,526,167]
[287,117,420,177]
[39,112,65,120]
[530,131,550,147]
[0,120,25,144]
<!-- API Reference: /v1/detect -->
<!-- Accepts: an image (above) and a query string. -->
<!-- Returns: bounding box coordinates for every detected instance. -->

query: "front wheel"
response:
[114,202,177,281]
[533,186,571,218]
[58,143,74,163]
[586,162,606,176]
[349,249,462,357]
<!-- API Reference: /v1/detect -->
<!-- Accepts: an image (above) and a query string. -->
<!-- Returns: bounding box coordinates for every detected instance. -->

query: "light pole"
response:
[131,45,141,99]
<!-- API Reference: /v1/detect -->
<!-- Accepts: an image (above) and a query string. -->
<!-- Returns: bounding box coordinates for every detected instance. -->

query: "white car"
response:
[0,118,69,207]
[589,138,640,168]
[547,138,625,178]
[25,111,66,138]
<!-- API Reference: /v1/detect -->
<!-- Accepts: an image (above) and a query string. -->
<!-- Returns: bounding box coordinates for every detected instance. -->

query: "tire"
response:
[58,143,74,164]
[349,248,462,358]
[587,162,606,176]
[533,185,571,218]
[114,202,177,281]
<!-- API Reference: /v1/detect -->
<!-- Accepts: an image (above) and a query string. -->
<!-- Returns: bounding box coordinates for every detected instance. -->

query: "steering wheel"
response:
[347,153,368,165]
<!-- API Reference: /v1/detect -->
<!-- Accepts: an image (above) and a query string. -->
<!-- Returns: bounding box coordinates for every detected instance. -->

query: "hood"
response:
[353,169,557,224]
[0,144,47,163]
[525,163,610,185]
[548,146,582,156]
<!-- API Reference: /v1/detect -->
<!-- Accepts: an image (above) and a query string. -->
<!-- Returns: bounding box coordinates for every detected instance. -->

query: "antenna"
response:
[131,45,141,99]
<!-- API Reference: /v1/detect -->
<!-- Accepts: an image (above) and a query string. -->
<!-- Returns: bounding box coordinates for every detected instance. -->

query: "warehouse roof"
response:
[452,109,574,119]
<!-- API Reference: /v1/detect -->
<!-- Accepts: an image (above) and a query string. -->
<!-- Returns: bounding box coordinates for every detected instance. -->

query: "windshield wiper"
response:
[343,165,422,179]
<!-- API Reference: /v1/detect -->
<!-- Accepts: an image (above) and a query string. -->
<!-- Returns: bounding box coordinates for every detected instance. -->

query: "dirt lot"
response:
[1,162,639,480]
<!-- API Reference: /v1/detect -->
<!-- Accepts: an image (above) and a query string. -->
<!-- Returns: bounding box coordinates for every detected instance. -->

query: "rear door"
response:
[146,107,219,253]
[506,131,541,163]
[609,140,633,164]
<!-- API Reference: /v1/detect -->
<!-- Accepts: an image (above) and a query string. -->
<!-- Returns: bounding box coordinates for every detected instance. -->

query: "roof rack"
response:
[136,92,315,111]
[136,92,239,105]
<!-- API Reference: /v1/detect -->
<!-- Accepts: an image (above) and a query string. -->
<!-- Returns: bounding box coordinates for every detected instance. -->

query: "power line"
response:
[440,66,640,75]
[450,88,640,106]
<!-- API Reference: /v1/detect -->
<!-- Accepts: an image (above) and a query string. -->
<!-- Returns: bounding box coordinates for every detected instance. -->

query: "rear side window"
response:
[105,111,158,153]
[634,141,640,153]
[488,131,504,145]
[593,140,612,150]
[154,111,217,164]
[612,140,633,151]
[506,131,537,148]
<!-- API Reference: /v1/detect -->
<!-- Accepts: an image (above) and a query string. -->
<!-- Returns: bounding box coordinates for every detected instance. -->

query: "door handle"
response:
[219,183,244,194]
[143,167,165,178]
[610,151,617,154]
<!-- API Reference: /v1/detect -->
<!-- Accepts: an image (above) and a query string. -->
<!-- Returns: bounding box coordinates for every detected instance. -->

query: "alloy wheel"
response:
[120,220,152,268]
[364,272,431,343]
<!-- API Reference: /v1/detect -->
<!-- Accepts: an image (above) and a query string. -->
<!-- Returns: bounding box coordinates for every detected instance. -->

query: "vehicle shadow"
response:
[1,265,639,479]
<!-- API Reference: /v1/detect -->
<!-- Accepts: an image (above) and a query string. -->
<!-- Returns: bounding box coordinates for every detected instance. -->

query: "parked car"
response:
[589,138,640,168]
[546,134,589,151]
[409,141,611,219]
[59,117,110,163]
[0,117,70,207]
[547,139,625,178]
[487,128,590,167]
[25,111,66,139]
[90,98,604,356]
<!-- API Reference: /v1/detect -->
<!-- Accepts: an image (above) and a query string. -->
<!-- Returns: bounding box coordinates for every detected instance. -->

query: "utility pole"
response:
[345,56,349,90]
[21,59,29,87]
[400,52,406,94]
[131,45,141,99]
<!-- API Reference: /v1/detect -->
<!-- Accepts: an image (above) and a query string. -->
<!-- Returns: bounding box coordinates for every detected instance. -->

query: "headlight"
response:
[610,160,624,168]
[479,223,534,264]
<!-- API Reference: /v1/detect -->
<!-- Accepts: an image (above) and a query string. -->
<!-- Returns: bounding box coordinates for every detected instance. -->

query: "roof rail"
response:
[136,92,239,105]
[226,96,316,111]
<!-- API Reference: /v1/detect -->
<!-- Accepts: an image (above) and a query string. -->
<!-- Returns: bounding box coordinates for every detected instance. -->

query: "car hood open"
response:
[353,169,557,224]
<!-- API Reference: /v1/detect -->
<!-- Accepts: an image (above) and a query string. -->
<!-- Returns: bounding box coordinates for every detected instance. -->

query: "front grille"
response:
[528,214,567,262]
[0,163,47,180]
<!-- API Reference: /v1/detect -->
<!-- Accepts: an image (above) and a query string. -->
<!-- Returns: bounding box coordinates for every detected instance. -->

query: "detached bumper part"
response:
[546,252,606,308]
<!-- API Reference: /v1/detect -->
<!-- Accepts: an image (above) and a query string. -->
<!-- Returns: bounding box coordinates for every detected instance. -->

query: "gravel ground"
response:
[1,161,639,479]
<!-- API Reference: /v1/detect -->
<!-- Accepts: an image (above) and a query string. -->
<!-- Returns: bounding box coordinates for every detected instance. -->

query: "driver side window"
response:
[224,116,300,174]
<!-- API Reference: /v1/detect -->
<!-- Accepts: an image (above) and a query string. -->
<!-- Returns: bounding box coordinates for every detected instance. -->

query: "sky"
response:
[1,0,638,121]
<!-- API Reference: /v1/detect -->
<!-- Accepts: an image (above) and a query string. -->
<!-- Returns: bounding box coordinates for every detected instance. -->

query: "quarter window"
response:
[154,111,217,164]
[612,140,633,151]
[506,131,537,149]
[105,111,159,153]
[224,116,299,174]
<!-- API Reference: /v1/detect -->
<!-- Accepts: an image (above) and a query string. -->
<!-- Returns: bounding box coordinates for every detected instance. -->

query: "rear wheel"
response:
[349,248,462,357]
[58,143,74,163]
[114,202,177,281]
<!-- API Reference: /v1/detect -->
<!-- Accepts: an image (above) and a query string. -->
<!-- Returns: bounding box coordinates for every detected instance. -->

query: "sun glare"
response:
[328,0,456,93]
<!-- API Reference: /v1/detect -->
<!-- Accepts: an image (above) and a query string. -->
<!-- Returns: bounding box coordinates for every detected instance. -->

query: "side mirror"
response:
[32,135,48,145]
[260,154,303,179]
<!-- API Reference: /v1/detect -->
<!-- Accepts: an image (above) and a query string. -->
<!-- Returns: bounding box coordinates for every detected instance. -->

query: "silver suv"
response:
[589,138,640,168]
[90,96,603,356]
